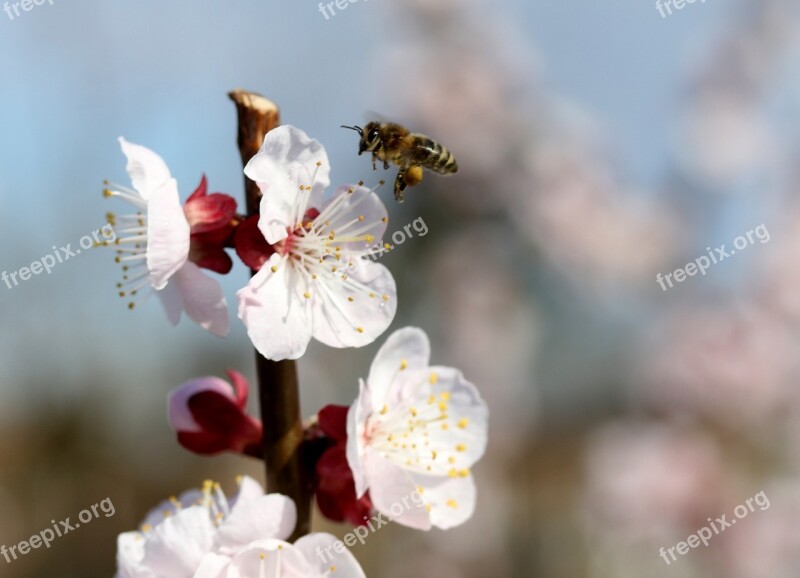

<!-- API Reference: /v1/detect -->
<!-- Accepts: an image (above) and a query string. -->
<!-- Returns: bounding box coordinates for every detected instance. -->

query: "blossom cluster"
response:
[108,124,488,577]
[104,126,396,360]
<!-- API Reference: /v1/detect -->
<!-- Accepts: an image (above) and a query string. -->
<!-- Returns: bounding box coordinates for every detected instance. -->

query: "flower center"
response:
[265,164,392,321]
[365,369,472,478]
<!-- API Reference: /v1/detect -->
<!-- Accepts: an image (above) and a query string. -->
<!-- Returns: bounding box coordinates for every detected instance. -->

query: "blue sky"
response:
[0,0,733,416]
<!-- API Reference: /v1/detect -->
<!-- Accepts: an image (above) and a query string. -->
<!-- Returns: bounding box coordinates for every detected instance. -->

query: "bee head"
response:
[341,123,381,155]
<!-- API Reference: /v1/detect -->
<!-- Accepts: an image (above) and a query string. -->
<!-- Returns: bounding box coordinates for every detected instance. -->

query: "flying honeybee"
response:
[341,121,458,202]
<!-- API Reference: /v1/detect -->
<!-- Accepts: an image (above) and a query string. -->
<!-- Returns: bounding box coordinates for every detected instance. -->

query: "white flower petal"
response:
[347,379,372,498]
[215,494,297,553]
[364,449,432,531]
[367,327,431,411]
[294,533,367,578]
[146,178,190,290]
[424,366,489,467]
[118,137,172,200]
[173,262,230,337]
[321,185,389,252]
[409,473,477,530]
[245,125,330,244]
[237,255,313,361]
[311,260,397,349]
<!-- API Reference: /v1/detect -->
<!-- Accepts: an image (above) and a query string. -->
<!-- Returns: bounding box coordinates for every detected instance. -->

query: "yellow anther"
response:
[347,296,354,302]
[380,405,388,415]
[304,292,311,299]
[358,215,365,221]
[456,444,467,452]
[438,401,448,412]
[448,469,459,478]
[271,265,278,273]
[410,407,418,417]
[440,392,450,401]
[429,372,438,385]
[458,418,469,428]
[356,326,364,333]
[459,469,470,478]
[400,359,408,370]
[446,499,459,508]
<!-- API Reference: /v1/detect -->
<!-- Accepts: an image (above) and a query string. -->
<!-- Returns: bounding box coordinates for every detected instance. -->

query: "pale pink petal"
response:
[294,533,367,578]
[409,473,477,530]
[116,532,151,578]
[215,494,297,553]
[118,137,172,200]
[193,553,231,578]
[168,376,235,433]
[172,262,229,337]
[237,255,313,361]
[228,476,265,512]
[311,260,397,349]
[244,125,330,244]
[146,178,190,290]
[157,281,183,326]
[225,540,310,578]
[364,450,432,531]
[366,327,431,411]
[347,379,372,498]
[141,506,216,575]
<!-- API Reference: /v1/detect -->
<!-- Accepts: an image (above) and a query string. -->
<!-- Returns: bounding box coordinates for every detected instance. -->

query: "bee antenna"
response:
[341,125,363,136]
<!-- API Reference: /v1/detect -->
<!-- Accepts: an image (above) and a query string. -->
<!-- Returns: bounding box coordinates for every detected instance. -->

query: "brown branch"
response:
[228,88,313,539]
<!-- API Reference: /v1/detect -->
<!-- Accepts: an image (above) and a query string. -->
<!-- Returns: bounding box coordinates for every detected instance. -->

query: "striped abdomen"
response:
[411,135,458,175]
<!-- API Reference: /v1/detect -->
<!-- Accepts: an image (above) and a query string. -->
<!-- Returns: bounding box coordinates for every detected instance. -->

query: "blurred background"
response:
[2,0,800,576]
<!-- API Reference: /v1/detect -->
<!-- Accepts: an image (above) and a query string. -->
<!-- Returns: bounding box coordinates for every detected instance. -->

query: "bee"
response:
[341,122,458,202]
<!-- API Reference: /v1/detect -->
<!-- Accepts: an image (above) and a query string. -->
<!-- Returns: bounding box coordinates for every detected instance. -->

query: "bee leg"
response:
[393,172,407,203]
[383,159,390,170]
[371,153,377,171]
